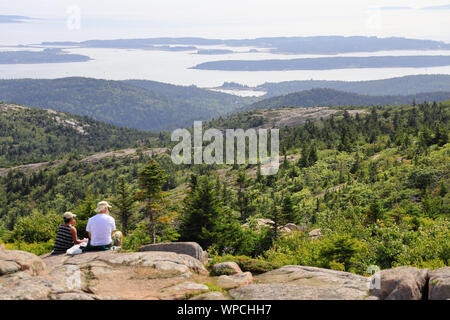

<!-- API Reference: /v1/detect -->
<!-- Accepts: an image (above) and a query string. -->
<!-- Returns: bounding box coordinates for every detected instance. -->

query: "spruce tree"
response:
[281,193,296,223]
[236,169,253,222]
[137,160,167,244]
[267,192,294,243]
[112,176,135,235]
[180,176,225,249]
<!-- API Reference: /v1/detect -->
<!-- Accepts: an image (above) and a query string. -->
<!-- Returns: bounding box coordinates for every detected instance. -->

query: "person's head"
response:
[63,212,77,226]
[95,201,112,214]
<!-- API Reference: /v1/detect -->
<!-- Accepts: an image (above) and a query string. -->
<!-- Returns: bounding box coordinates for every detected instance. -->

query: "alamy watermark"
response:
[171,121,279,175]
[367,265,381,290]
[66,5,81,30]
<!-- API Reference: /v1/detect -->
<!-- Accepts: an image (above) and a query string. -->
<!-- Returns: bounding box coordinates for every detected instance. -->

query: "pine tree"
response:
[298,144,309,168]
[439,181,448,197]
[236,169,253,222]
[298,143,318,168]
[137,160,167,244]
[267,194,281,243]
[256,161,263,183]
[267,192,294,243]
[308,144,318,165]
[281,193,296,223]
[365,201,384,225]
[112,176,135,235]
[350,153,361,174]
[434,124,448,146]
[180,176,225,249]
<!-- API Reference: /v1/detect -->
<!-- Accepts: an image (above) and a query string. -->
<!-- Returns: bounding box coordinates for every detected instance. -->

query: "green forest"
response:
[254,74,450,97]
[0,103,160,167]
[245,88,450,111]
[0,100,448,275]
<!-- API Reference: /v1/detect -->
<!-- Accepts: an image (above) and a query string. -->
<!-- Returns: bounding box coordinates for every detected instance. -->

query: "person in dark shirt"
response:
[52,212,87,255]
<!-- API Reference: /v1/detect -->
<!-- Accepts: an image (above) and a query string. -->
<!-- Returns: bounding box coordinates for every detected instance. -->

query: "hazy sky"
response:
[1,0,450,44]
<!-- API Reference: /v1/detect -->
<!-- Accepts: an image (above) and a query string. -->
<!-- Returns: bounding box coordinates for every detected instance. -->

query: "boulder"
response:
[1,247,445,300]
[308,228,322,238]
[161,281,209,298]
[284,223,307,232]
[53,250,208,275]
[279,227,292,233]
[243,219,303,234]
[166,281,209,292]
[0,275,53,300]
[0,260,21,276]
[190,291,229,300]
[428,267,450,300]
[0,249,46,276]
[217,272,253,289]
[229,265,369,300]
[49,292,98,300]
[369,267,428,300]
[242,218,274,230]
[211,262,242,275]
[0,249,208,300]
[138,242,208,264]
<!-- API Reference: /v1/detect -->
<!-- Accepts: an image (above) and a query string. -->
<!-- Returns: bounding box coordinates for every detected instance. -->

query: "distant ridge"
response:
[244,88,450,110]
[254,74,450,97]
[39,35,450,55]
[0,77,253,131]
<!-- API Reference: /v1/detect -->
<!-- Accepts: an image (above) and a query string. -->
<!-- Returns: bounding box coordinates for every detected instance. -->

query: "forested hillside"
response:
[1,101,448,274]
[245,88,450,111]
[121,79,256,104]
[255,75,450,97]
[0,78,253,131]
[0,103,160,167]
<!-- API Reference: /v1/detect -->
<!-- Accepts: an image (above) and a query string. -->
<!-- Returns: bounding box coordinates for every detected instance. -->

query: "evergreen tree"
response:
[308,144,318,165]
[256,161,262,182]
[366,200,384,225]
[439,181,448,197]
[281,193,296,223]
[180,176,225,249]
[112,176,136,235]
[236,169,254,222]
[137,160,167,244]
[267,193,295,244]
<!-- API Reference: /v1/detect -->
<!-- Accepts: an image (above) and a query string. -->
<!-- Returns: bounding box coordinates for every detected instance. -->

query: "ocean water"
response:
[1,45,450,95]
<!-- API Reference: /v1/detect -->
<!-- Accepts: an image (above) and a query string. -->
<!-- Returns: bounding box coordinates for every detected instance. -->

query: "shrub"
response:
[5,239,54,256]
[318,234,366,272]
[329,260,346,271]
[263,232,323,267]
[407,166,439,191]
[12,211,61,243]
[122,222,152,251]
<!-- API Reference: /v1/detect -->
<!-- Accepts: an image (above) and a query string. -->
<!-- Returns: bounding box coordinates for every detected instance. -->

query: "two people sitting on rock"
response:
[52,212,88,255]
[52,201,123,255]
[83,201,123,252]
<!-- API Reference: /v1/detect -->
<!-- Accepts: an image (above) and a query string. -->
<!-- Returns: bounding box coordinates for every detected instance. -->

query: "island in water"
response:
[0,48,91,64]
[192,55,450,71]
